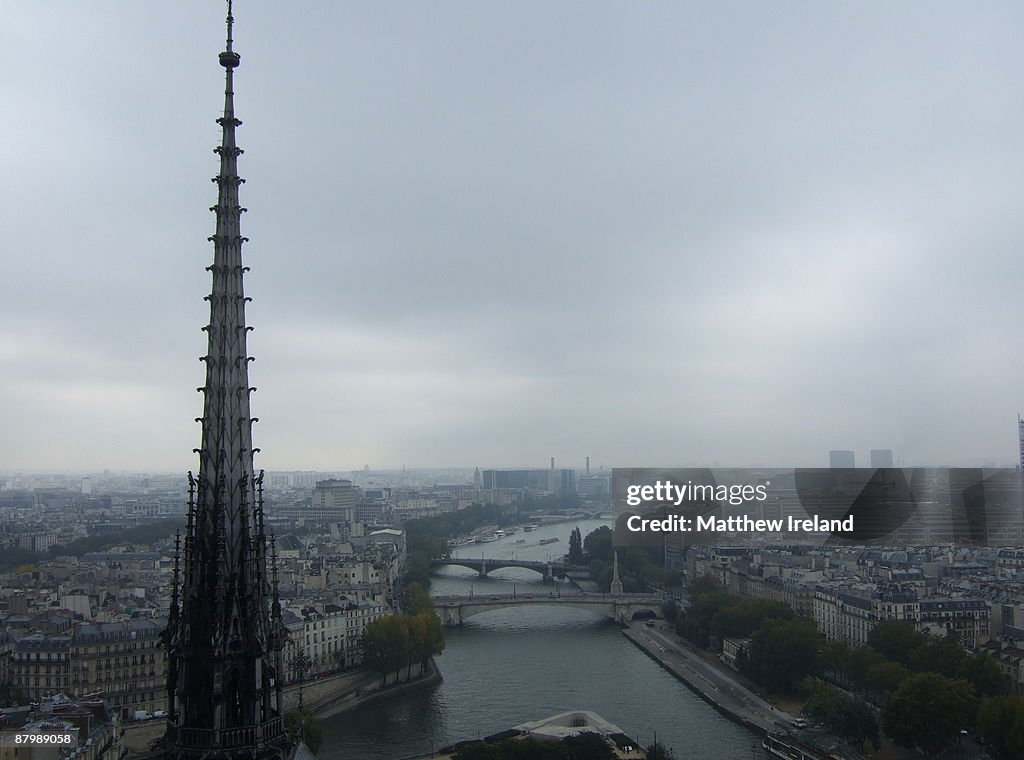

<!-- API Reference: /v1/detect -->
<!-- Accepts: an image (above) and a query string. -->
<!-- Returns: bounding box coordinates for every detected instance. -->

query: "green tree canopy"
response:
[864,660,910,697]
[402,582,433,615]
[709,599,793,639]
[800,677,880,752]
[820,639,852,687]
[908,635,966,678]
[958,652,1008,698]
[745,618,823,693]
[568,527,584,564]
[843,644,886,691]
[881,672,977,756]
[451,733,614,760]
[867,620,926,667]
[583,526,612,563]
[687,574,721,596]
[977,695,1024,760]
[360,615,411,686]
[408,611,445,669]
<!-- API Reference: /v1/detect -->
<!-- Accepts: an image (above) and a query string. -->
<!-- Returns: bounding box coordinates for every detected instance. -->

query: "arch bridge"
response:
[430,557,588,582]
[431,592,664,627]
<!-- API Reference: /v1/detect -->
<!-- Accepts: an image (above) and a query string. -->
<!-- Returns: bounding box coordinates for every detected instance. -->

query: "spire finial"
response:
[219,0,241,69]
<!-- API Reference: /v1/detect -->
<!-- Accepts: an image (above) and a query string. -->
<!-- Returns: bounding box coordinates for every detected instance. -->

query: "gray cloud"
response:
[2,1,1022,471]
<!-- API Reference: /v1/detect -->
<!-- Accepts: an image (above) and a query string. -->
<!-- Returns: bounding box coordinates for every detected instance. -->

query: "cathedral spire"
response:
[164,4,293,757]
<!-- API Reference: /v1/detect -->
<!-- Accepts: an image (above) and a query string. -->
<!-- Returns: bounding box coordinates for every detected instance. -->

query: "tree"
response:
[977,695,1024,760]
[844,645,886,693]
[403,614,428,681]
[661,599,680,624]
[408,611,445,675]
[360,615,411,686]
[821,640,852,688]
[676,591,733,650]
[583,526,612,563]
[687,574,721,596]
[908,635,966,678]
[563,732,616,760]
[800,677,880,752]
[568,527,584,564]
[402,582,433,615]
[839,698,881,752]
[881,672,977,755]
[959,652,1008,698]
[867,620,925,667]
[360,618,389,683]
[745,618,823,693]
[452,738,562,760]
[865,660,910,698]
[284,708,324,754]
[451,734,614,760]
[404,549,435,589]
[709,599,792,639]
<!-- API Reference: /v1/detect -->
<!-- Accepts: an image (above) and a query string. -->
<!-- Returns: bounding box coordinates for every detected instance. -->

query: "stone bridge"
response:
[431,592,664,627]
[430,557,588,582]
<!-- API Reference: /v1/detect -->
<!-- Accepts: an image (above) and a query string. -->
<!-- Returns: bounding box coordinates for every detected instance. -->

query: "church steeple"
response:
[164,3,293,757]
[610,550,623,596]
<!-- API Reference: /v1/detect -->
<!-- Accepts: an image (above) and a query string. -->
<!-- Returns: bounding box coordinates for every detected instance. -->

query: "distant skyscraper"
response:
[870,449,894,468]
[481,468,577,496]
[1018,415,1024,472]
[829,450,856,468]
[164,4,294,757]
[311,478,358,523]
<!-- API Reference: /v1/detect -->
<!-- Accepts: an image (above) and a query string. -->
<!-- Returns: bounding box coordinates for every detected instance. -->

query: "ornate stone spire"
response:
[610,550,623,596]
[164,3,293,757]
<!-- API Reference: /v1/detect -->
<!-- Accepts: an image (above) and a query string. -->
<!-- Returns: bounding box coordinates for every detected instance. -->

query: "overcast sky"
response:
[2,1,1023,473]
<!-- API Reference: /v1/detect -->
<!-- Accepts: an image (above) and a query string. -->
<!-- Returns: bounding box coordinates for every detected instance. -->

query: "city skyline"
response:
[3,2,1024,471]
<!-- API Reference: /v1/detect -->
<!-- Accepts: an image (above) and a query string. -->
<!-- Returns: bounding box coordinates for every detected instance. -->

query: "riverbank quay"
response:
[300,660,443,719]
[621,622,784,736]
[622,623,879,760]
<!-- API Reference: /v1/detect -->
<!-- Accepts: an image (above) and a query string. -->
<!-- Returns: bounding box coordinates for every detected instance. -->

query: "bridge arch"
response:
[432,594,664,628]
[628,607,658,621]
[430,558,559,581]
[431,560,488,575]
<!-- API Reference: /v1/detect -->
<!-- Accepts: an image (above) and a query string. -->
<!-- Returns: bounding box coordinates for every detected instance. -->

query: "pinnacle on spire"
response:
[220,0,241,69]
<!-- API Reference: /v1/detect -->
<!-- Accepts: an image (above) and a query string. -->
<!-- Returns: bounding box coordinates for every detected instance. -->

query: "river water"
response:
[319,519,765,759]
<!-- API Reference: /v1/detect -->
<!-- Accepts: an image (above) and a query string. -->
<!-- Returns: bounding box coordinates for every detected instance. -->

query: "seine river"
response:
[320,519,765,759]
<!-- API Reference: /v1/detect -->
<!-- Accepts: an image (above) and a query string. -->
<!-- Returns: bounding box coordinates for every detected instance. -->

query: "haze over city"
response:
[2,1,1023,471]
